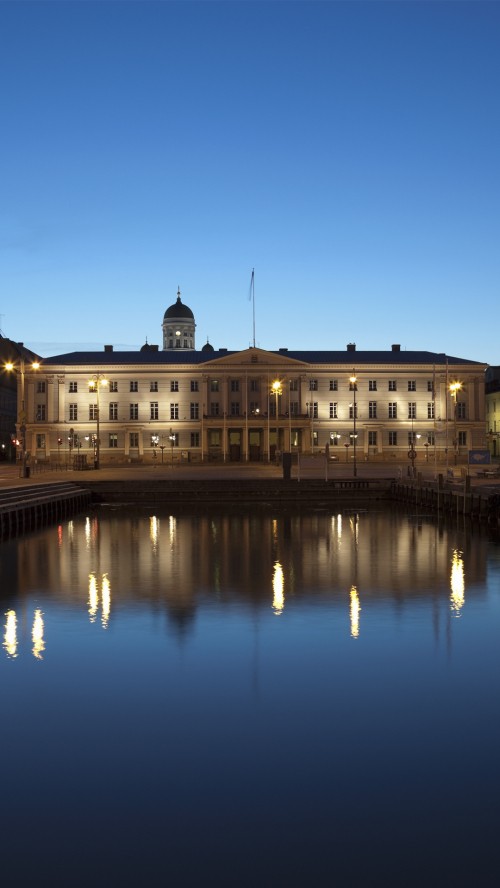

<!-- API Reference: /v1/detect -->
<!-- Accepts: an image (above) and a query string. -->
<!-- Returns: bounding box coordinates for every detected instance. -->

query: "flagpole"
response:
[251,269,255,347]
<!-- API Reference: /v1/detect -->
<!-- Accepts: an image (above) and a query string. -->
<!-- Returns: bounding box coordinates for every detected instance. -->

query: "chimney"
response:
[104,345,114,352]
[347,343,356,352]
[391,344,401,352]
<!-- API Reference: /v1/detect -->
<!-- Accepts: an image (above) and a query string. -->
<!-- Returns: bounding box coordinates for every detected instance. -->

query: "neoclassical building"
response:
[14,291,488,466]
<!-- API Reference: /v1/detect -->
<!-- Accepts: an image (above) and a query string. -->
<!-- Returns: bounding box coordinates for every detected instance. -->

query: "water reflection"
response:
[350,586,361,638]
[272,561,284,614]
[450,549,465,616]
[31,609,45,659]
[3,610,18,658]
[0,507,486,651]
[88,572,112,628]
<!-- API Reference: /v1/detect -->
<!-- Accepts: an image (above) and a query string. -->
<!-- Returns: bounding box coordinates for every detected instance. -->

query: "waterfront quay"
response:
[1,458,500,535]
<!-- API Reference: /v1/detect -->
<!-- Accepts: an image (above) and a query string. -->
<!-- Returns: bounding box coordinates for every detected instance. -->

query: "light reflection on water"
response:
[1,506,500,886]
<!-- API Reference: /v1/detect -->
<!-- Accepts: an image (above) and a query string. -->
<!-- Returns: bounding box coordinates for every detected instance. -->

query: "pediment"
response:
[202,347,309,369]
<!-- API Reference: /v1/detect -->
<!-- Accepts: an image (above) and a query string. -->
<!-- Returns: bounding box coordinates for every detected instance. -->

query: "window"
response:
[150,381,158,392]
[388,403,397,419]
[368,431,377,446]
[109,434,118,449]
[37,381,46,393]
[109,402,118,420]
[290,379,298,392]
[250,401,259,414]
[329,402,338,419]
[349,405,358,419]
[427,432,435,446]
[308,402,318,419]
[457,402,466,419]
[309,379,318,391]
[329,380,338,391]
[388,380,397,391]
[151,402,159,420]
[408,402,416,419]
[210,379,219,392]
[170,380,179,392]
[69,404,78,421]
[210,403,220,416]
[191,432,200,447]
[230,380,239,392]
[250,379,259,392]
[170,403,178,420]
[36,434,46,449]
[130,381,138,392]
[408,432,417,446]
[190,403,199,419]
[458,431,467,447]
[69,382,78,393]
[129,432,139,448]
[89,404,97,420]
[170,432,179,447]
[130,404,138,420]
[290,402,299,416]
[35,404,45,420]
[389,431,398,446]
[427,381,434,392]
[368,380,377,391]
[191,380,199,392]
[368,401,377,419]
[408,380,416,391]
[230,402,240,416]
[109,381,118,393]
[427,402,435,419]
[349,379,357,391]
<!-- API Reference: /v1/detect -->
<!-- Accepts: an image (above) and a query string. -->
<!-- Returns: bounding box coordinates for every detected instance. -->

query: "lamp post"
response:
[88,374,108,469]
[169,428,175,466]
[151,434,159,462]
[449,382,462,465]
[271,379,282,460]
[5,352,41,478]
[349,371,357,477]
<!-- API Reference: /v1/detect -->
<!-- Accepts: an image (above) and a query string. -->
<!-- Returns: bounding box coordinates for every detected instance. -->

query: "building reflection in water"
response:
[4,506,484,648]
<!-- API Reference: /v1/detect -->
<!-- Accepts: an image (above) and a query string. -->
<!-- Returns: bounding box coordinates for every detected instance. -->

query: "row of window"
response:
[62,399,467,423]
[61,378,438,395]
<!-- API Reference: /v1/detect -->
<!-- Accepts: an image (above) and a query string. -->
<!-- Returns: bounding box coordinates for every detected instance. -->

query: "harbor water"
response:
[1,505,500,886]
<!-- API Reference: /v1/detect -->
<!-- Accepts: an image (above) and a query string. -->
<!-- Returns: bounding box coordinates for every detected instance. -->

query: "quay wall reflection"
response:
[1,506,489,652]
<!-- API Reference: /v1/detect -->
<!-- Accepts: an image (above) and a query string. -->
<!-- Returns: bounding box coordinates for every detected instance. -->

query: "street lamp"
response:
[349,371,357,477]
[169,428,176,466]
[151,434,159,462]
[271,379,282,459]
[449,381,462,465]
[5,352,41,478]
[88,374,108,469]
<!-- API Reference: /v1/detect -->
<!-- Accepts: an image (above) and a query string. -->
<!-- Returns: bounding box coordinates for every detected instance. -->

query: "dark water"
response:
[1,506,500,887]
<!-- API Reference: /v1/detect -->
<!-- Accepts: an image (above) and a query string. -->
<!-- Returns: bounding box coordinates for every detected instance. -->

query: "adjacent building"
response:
[11,292,488,466]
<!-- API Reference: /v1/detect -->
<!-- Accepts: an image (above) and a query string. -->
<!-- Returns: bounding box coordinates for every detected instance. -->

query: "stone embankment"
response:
[0,482,91,538]
[77,477,392,507]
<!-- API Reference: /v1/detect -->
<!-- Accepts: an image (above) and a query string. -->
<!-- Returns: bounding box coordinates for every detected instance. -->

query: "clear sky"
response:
[1,0,498,363]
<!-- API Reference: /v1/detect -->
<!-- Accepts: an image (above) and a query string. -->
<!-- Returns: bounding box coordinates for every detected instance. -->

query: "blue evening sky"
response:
[1,0,498,363]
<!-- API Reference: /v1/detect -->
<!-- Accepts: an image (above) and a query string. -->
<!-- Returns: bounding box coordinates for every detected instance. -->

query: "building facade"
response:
[14,293,488,467]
